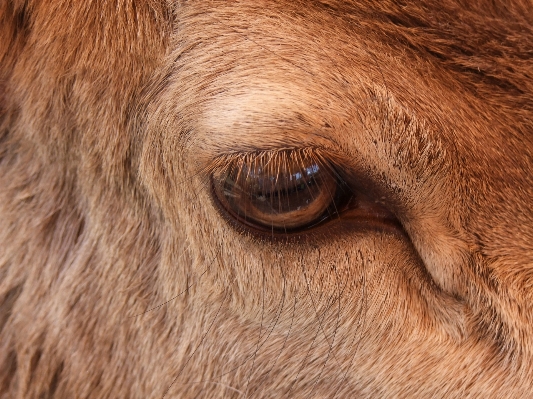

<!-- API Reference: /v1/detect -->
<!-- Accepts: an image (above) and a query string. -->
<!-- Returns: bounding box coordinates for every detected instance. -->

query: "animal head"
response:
[1,1,532,397]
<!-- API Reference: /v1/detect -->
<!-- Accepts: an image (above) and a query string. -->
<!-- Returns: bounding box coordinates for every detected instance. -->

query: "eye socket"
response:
[211,149,349,233]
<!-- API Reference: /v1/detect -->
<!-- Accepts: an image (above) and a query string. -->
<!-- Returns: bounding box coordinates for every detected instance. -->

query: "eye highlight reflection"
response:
[211,149,348,233]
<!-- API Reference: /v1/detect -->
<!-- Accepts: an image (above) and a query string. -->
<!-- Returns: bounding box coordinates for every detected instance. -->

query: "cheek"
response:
[162,166,465,341]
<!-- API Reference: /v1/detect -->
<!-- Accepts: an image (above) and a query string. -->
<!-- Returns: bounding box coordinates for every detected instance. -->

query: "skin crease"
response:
[1,0,533,398]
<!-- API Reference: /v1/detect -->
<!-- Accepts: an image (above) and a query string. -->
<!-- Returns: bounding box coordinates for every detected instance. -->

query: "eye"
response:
[211,149,349,233]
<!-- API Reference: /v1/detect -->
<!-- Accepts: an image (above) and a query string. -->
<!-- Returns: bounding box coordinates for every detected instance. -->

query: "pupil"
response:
[258,177,315,199]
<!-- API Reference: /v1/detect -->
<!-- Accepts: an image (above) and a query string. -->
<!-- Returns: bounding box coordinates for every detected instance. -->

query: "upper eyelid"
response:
[196,90,445,195]
[211,86,442,166]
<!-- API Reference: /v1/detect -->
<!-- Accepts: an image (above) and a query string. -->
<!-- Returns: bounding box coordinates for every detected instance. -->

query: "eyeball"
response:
[212,150,345,233]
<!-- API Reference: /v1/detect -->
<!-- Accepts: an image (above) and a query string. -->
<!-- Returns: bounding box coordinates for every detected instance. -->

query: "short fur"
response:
[1,1,533,398]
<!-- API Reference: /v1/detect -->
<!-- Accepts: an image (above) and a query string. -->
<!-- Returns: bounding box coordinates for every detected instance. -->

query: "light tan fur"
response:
[1,1,533,398]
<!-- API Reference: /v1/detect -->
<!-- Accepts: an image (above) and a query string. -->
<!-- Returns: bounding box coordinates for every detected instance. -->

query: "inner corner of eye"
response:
[210,147,343,233]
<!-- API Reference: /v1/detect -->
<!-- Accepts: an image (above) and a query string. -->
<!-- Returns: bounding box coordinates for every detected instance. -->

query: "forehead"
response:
[166,1,531,160]
[176,0,530,93]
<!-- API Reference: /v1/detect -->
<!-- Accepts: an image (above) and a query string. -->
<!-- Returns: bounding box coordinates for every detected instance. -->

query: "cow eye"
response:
[211,149,348,233]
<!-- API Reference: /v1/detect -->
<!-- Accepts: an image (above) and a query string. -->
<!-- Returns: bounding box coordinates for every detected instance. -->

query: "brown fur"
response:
[1,1,533,397]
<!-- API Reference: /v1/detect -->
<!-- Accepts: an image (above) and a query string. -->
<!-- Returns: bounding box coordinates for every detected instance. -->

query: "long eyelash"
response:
[203,147,327,177]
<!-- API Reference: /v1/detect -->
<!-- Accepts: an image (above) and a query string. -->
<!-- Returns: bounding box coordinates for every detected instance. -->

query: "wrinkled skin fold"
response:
[1,1,533,398]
